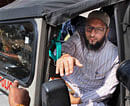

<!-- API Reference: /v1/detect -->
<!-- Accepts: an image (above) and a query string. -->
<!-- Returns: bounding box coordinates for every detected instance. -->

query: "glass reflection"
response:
[0,23,34,80]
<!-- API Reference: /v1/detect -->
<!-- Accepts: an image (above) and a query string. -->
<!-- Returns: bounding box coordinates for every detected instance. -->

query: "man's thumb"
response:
[12,80,19,88]
[75,58,83,67]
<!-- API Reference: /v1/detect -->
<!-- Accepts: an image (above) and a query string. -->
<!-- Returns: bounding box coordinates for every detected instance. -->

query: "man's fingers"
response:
[68,58,74,74]
[56,54,82,76]
[64,60,69,76]
[12,80,19,88]
[74,58,83,67]
[56,60,60,74]
[60,61,64,76]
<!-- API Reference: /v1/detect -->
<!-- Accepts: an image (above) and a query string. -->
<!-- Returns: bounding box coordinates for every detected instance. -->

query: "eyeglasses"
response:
[86,25,105,34]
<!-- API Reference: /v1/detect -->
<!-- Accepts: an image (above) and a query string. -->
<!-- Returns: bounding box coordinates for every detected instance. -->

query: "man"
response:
[56,10,119,106]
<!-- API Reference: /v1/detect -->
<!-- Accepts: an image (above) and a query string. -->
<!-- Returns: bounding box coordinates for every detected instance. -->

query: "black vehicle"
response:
[0,0,129,106]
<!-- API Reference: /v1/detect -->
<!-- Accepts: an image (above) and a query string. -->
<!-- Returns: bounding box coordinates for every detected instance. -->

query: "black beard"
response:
[85,35,106,51]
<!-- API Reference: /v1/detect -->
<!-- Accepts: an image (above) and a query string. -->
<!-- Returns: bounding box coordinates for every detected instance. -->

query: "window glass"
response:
[0,22,35,82]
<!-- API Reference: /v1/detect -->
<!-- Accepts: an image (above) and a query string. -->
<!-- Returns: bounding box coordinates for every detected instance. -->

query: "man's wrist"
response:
[61,53,70,58]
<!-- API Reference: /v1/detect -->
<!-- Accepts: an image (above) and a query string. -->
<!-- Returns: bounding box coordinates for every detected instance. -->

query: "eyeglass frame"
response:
[85,25,107,34]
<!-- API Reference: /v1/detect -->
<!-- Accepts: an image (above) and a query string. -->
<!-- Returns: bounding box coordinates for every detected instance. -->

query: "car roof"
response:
[0,0,125,26]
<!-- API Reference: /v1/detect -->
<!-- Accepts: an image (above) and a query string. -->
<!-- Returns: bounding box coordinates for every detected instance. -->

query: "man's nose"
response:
[90,29,96,37]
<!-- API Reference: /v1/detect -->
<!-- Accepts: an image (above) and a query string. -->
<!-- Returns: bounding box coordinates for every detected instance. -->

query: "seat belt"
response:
[49,30,62,61]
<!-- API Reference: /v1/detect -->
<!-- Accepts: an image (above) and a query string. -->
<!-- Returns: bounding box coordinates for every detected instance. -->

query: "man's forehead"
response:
[87,18,106,27]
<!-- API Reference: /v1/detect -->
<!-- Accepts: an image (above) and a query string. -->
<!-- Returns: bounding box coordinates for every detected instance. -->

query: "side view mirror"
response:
[42,79,71,106]
[116,60,130,91]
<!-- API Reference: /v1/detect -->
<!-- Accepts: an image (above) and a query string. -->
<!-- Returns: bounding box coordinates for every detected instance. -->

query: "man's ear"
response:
[105,28,109,37]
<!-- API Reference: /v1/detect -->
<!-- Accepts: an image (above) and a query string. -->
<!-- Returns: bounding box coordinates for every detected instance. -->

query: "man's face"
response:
[85,18,109,50]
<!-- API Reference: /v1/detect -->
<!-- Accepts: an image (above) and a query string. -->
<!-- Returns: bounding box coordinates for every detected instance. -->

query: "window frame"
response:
[0,19,38,87]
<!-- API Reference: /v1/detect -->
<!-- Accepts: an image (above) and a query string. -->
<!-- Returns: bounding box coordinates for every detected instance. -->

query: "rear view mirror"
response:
[42,79,71,106]
[117,60,130,91]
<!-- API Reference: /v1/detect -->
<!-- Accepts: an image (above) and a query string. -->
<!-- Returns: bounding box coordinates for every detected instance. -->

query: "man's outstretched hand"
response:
[56,54,83,76]
[8,80,30,106]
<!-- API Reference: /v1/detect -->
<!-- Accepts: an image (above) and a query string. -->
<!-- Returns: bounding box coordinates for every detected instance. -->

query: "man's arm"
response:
[56,33,83,76]
[81,57,119,103]
[8,80,30,106]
